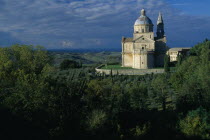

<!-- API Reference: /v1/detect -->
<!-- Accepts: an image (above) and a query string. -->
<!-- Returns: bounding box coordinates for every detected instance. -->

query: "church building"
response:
[122,9,168,69]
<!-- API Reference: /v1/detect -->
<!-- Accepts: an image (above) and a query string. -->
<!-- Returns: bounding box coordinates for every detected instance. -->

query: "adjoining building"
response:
[122,9,168,69]
[167,48,191,62]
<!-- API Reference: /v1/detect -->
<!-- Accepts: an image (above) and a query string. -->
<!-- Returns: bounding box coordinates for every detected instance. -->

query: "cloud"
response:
[0,0,209,49]
[61,41,74,48]
[171,3,190,6]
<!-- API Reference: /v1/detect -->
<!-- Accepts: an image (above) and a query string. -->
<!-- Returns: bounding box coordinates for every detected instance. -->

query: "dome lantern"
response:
[134,9,153,26]
[141,9,146,16]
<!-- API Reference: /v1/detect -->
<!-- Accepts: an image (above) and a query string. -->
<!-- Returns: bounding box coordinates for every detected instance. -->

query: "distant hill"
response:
[49,51,121,67]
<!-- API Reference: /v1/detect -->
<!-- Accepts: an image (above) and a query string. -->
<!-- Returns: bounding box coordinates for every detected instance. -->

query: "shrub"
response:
[179,107,210,139]
[59,59,81,70]
[130,123,151,137]
[86,110,107,131]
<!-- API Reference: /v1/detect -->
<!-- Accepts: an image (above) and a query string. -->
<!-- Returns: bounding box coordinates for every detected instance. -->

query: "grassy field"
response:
[100,65,166,70]
[101,65,133,69]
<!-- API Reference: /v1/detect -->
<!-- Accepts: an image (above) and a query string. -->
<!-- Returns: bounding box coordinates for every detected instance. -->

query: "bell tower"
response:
[156,12,165,39]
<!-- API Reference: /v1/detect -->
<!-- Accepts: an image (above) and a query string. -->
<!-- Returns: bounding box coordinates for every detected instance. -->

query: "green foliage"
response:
[190,39,207,56]
[151,74,173,111]
[0,45,50,74]
[59,59,81,70]
[130,123,151,137]
[0,41,210,140]
[176,54,183,67]
[0,45,52,112]
[179,107,210,139]
[86,110,107,131]
[164,55,170,72]
[170,41,210,111]
[129,83,148,110]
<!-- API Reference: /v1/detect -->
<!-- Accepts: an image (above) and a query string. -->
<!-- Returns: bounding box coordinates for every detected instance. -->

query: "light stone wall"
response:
[96,65,164,75]
[123,53,133,67]
[122,39,156,69]
[122,39,165,69]
[134,25,153,33]
[133,53,140,68]
[134,42,155,50]
[170,55,178,62]
[122,42,133,67]
[167,51,179,62]
[132,51,149,69]
[124,43,133,52]
[133,32,154,40]
[141,53,147,69]
[167,48,191,62]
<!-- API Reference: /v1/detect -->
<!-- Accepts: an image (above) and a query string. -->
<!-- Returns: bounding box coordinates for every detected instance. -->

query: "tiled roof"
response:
[168,47,191,51]
[122,37,133,42]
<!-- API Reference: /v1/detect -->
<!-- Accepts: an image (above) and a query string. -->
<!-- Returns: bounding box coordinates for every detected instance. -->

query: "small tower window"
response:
[142,62,144,64]
[142,47,144,49]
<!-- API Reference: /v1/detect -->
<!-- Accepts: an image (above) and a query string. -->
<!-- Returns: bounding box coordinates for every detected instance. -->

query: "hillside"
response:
[49,51,121,67]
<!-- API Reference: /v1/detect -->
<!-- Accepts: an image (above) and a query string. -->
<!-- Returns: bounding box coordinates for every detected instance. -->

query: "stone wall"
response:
[95,65,164,75]
[123,53,133,67]
[122,42,133,67]
[133,32,154,40]
[147,52,154,68]
[155,53,165,67]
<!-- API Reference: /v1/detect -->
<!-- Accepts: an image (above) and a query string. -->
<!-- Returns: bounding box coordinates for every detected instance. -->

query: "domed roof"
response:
[134,16,153,25]
[134,9,153,25]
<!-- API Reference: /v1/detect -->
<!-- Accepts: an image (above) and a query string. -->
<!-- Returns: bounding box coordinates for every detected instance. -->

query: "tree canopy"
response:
[0,42,209,140]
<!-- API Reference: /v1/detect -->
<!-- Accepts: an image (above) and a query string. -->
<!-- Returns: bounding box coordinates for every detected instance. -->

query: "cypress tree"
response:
[177,54,183,67]
[164,55,170,73]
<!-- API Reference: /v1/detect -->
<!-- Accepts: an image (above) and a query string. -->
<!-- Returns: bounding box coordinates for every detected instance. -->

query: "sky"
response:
[0,0,209,50]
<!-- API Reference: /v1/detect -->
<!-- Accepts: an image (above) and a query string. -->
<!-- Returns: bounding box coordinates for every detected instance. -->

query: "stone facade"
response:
[122,9,168,69]
[167,48,191,62]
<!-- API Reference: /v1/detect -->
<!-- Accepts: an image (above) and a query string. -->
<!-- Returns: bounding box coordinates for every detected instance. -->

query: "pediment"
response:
[133,36,154,43]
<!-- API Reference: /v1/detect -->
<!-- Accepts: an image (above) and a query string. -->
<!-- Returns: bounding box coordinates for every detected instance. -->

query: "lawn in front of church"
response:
[100,65,133,70]
[100,64,167,70]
